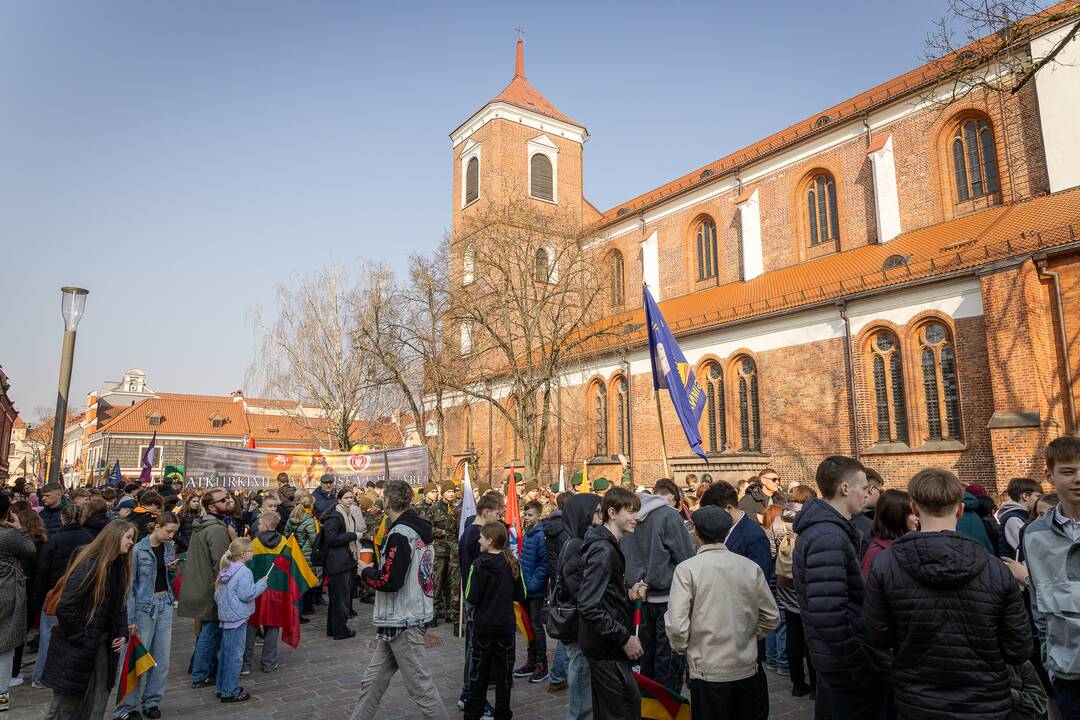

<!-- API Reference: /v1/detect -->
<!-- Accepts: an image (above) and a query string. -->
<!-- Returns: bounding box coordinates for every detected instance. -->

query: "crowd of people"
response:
[0,435,1077,720]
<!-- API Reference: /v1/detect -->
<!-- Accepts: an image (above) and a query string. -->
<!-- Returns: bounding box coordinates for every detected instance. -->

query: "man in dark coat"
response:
[313,474,338,518]
[864,468,1031,720]
[177,488,235,688]
[793,455,889,720]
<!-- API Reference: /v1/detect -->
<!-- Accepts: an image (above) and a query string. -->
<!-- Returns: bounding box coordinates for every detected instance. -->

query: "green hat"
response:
[506,470,523,483]
[441,480,457,493]
[423,482,438,493]
[570,470,583,485]
[549,482,561,493]
[358,495,374,511]
[476,482,491,494]
[593,478,611,491]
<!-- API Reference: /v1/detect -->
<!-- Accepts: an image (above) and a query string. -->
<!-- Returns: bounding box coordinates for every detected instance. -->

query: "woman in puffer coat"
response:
[0,493,37,710]
[42,520,137,720]
[285,493,320,617]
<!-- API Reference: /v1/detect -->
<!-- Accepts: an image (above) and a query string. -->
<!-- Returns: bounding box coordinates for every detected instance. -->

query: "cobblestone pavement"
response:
[13,603,814,719]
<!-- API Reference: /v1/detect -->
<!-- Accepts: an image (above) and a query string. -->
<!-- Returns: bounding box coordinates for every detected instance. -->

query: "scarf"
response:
[335,503,358,559]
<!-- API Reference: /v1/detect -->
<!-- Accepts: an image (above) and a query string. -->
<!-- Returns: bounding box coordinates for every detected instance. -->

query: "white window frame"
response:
[138,444,164,469]
[460,139,481,209]
[527,134,558,204]
[463,243,475,286]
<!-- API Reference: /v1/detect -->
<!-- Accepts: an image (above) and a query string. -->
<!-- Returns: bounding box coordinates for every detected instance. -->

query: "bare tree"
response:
[446,180,628,485]
[249,267,395,451]
[925,0,1079,101]
[355,238,453,482]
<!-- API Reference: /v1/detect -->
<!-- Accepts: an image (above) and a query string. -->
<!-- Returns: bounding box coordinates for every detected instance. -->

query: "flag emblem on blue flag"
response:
[644,285,707,460]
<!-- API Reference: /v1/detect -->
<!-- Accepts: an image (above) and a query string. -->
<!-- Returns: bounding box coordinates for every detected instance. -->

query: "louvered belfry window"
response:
[952,118,1000,203]
[869,331,909,444]
[806,173,840,246]
[465,156,479,205]
[530,154,553,201]
[919,323,963,442]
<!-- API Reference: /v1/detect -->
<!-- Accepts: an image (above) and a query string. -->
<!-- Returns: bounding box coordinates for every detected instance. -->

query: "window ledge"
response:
[529,194,557,205]
[863,440,966,455]
[987,410,1040,429]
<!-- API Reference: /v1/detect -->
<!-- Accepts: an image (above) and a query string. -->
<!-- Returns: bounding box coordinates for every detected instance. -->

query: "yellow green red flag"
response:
[247,535,318,648]
[116,633,156,702]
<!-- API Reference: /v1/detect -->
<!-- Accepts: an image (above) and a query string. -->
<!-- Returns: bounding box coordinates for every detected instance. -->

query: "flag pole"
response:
[654,387,670,478]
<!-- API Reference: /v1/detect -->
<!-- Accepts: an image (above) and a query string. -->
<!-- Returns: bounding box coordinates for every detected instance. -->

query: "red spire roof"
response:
[490,38,579,127]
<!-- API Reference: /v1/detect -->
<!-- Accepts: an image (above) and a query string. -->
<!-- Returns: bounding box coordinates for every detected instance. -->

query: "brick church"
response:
[441,6,1080,492]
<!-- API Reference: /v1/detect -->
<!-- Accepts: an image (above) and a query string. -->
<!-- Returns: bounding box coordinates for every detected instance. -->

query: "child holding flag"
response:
[213,538,268,704]
[464,522,528,720]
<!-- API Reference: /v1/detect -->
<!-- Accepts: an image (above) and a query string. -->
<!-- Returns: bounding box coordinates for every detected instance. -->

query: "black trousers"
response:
[1054,677,1080,720]
[525,597,547,668]
[640,601,686,694]
[818,672,886,720]
[689,666,769,720]
[786,611,816,691]
[588,657,641,720]
[325,569,352,639]
[465,631,514,720]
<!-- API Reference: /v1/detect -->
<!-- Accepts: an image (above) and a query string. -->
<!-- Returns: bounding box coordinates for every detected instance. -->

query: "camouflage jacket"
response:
[430,500,460,555]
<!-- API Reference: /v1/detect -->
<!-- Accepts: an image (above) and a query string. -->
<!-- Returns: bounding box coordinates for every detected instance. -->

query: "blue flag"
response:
[107,460,123,488]
[644,285,707,461]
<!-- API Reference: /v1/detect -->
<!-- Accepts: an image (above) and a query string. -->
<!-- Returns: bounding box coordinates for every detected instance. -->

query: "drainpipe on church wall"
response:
[1037,262,1077,433]
[838,302,861,461]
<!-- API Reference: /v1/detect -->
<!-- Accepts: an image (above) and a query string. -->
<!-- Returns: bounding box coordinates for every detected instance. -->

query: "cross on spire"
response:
[514,27,525,78]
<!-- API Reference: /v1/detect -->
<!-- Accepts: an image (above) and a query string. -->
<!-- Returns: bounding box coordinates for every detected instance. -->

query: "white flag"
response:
[558,465,565,493]
[458,464,478,540]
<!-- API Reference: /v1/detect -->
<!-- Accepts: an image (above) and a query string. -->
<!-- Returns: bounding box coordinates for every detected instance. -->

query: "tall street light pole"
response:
[48,287,89,487]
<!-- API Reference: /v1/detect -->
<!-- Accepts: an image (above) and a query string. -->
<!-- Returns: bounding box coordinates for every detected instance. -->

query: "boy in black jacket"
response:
[864,468,1031,720]
[579,487,643,720]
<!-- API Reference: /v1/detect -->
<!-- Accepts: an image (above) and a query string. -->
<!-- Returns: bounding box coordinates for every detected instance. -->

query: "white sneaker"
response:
[31,682,47,690]
[7,677,22,688]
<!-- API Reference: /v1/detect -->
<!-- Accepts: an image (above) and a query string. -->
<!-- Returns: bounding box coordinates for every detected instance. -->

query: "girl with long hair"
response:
[285,492,319,617]
[463,521,526,720]
[113,512,180,720]
[213,537,267,703]
[0,493,36,711]
[42,519,137,720]
[861,489,917,579]
[175,492,202,553]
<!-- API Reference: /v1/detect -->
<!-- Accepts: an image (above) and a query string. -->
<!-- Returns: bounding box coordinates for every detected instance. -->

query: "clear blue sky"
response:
[1,0,949,417]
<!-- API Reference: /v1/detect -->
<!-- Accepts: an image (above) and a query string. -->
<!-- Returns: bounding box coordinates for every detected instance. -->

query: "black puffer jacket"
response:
[42,557,129,695]
[863,531,1032,719]
[31,522,92,615]
[82,511,109,539]
[556,494,600,609]
[175,511,197,553]
[793,499,888,684]
[542,509,568,583]
[577,523,632,661]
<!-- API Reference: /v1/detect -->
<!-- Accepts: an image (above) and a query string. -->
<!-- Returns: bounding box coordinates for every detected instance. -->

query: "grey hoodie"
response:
[620,493,696,603]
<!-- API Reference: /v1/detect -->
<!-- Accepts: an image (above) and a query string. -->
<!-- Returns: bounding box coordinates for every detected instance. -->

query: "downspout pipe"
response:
[838,301,861,461]
[1037,263,1077,432]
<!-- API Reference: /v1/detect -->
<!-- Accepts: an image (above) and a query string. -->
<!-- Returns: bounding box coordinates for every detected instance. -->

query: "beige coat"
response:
[664,542,779,683]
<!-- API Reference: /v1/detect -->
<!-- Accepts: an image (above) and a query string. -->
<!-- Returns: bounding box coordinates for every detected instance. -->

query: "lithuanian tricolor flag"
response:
[635,671,691,720]
[513,601,534,642]
[247,535,319,648]
[116,634,156,702]
[372,514,389,561]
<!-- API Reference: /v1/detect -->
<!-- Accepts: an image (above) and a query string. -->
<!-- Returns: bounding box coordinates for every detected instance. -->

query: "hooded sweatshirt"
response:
[214,561,268,628]
[619,493,695,603]
[956,492,995,555]
[556,494,600,608]
[361,508,436,628]
[995,500,1029,559]
[465,551,527,634]
[864,530,1031,719]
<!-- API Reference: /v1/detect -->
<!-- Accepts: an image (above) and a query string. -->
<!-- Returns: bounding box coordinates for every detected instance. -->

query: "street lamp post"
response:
[48,287,89,487]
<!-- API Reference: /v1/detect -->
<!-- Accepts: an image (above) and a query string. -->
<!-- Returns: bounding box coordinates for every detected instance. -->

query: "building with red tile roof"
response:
[442,4,1080,491]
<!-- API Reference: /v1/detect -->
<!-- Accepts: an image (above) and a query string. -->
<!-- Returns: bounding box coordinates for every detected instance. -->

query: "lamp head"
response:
[60,287,89,331]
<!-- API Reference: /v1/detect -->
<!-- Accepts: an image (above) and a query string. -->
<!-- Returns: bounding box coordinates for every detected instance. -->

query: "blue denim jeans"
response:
[765,617,788,669]
[217,626,247,698]
[32,611,55,686]
[191,620,221,684]
[565,642,592,720]
[549,640,569,684]
[113,595,173,716]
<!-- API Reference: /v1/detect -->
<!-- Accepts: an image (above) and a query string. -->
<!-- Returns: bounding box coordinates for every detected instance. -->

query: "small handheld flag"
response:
[107,460,123,488]
[635,671,691,720]
[116,634,156,702]
[644,285,707,461]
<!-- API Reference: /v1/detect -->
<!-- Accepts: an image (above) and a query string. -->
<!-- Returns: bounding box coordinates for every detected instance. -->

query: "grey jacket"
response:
[0,528,36,653]
[620,494,696,603]
[1023,509,1080,680]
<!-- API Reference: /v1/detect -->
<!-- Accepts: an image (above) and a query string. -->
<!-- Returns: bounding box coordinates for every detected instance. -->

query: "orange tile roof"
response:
[865,131,892,154]
[487,38,579,127]
[13,417,26,429]
[587,188,1080,352]
[597,1,1079,225]
[95,395,250,437]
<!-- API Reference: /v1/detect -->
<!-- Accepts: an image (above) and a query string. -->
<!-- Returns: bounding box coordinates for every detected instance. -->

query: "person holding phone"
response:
[112,512,180,720]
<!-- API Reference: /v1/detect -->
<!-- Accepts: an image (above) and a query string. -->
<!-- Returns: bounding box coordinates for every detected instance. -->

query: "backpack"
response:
[775,532,796,580]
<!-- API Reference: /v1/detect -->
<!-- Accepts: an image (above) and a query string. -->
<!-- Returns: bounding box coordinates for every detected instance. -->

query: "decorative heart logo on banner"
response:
[348,454,370,472]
